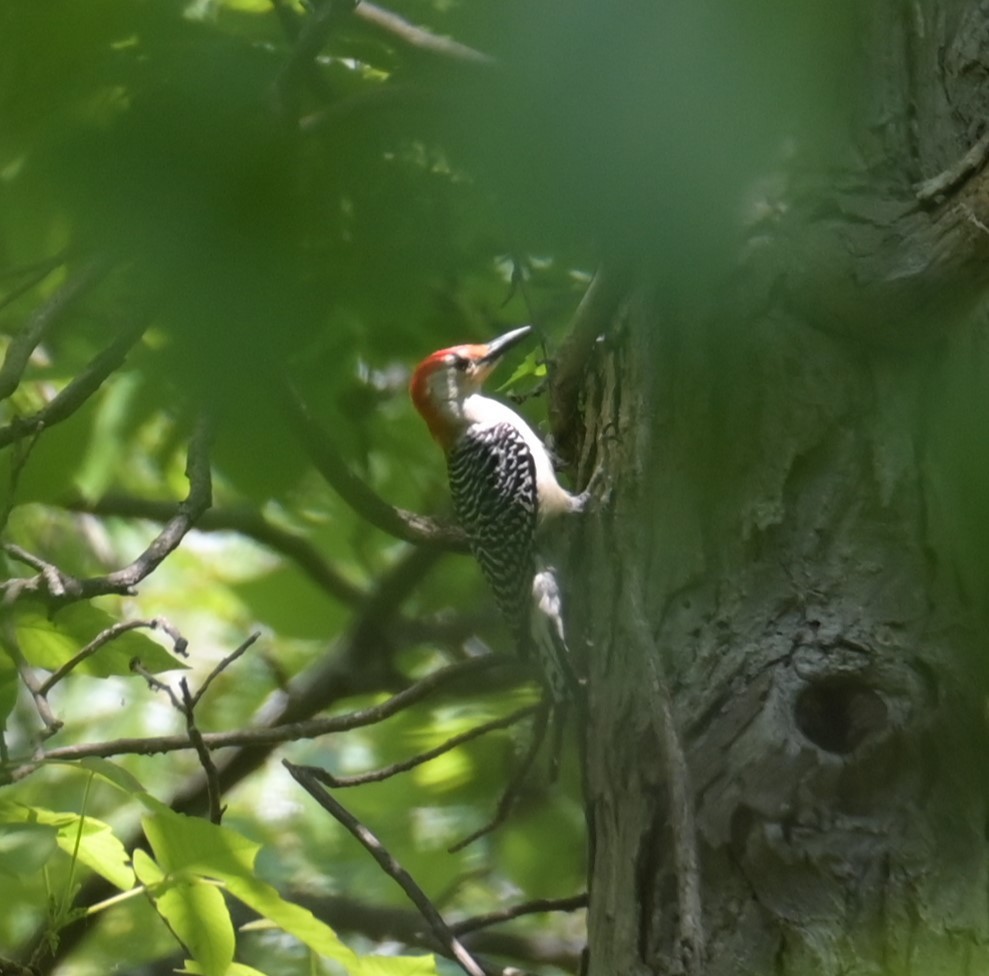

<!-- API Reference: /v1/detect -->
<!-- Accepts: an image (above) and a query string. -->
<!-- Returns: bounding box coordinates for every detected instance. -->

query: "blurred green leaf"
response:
[0,821,59,877]
[0,802,135,890]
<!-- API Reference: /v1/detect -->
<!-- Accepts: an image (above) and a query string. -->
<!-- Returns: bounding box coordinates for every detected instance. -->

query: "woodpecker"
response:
[410,325,584,702]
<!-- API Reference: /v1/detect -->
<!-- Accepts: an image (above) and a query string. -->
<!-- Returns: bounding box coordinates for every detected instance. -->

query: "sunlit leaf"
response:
[142,807,360,969]
[154,879,235,976]
[0,802,135,891]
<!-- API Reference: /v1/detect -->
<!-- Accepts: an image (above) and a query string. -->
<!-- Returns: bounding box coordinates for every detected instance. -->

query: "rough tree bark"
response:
[569,3,989,974]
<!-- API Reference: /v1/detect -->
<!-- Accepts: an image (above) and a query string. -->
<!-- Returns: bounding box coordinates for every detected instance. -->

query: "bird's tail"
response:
[529,561,582,704]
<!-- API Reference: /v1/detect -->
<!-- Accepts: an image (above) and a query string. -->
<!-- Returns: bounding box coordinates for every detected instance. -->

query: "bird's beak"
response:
[477,325,533,366]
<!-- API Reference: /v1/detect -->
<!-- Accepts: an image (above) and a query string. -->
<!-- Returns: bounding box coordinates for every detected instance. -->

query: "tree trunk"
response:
[570,3,989,973]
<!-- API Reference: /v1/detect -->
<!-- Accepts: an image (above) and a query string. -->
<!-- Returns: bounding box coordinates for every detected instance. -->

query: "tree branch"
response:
[0,256,109,404]
[0,314,146,450]
[285,761,490,976]
[37,618,186,696]
[452,893,588,936]
[1,418,212,608]
[61,494,364,606]
[307,703,538,787]
[6,656,510,779]
[284,384,468,551]
[353,3,495,66]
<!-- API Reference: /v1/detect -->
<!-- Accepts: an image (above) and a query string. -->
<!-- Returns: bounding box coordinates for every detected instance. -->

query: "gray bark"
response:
[569,2,989,973]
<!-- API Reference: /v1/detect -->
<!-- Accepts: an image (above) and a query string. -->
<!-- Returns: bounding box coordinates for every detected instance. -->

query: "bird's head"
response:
[410,325,532,447]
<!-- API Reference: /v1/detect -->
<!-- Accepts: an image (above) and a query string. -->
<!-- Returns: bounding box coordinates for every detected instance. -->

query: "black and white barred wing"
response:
[447,421,537,646]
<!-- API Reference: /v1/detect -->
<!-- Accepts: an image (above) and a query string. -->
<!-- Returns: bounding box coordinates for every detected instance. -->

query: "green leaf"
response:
[142,807,361,969]
[0,802,135,891]
[0,822,60,876]
[499,350,547,391]
[132,848,164,886]
[13,602,184,676]
[155,879,235,976]
[179,962,270,976]
[140,807,438,974]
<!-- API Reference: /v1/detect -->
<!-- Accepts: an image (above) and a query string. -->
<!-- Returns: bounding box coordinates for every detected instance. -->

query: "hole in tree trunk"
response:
[794,676,889,754]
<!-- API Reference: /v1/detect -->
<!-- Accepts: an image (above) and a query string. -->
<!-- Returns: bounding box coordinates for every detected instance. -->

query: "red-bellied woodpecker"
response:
[410,325,585,702]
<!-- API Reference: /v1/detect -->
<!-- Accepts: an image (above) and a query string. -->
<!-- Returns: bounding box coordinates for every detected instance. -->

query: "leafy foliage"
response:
[0,0,613,972]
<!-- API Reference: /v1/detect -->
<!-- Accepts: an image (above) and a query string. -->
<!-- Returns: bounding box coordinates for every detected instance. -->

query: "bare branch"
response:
[190,631,260,709]
[61,494,364,606]
[130,661,228,824]
[282,891,581,970]
[180,678,224,824]
[452,894,588,936]
[101,416,213,590]
[354,3,495,66]
[0,316,148,450]
[284,384,467,551]
[37,618,185,696]
[285,761,489,976]
[0,256,109,404]
[1,418,212,607]
[15,657,63,737]
[309,703,538,787]
[7,656,510,778]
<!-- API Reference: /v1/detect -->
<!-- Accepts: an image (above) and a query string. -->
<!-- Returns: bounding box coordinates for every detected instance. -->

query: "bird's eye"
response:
[452,355,470,372]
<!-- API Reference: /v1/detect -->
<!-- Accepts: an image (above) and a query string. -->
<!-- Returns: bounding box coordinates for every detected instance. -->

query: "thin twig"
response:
[6,656,511,779]
[310,703,539,787]
[0,256,109,403]
[354,2,495,65]
[285,761,489,976]
[283,384,467,551]
[180,679,224,825]
[452,893,588,936]
[38,619,182,696]
[15,657,63,736]
[130,660,182,710]
[448,703,549,853]
[190,631,261,709]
